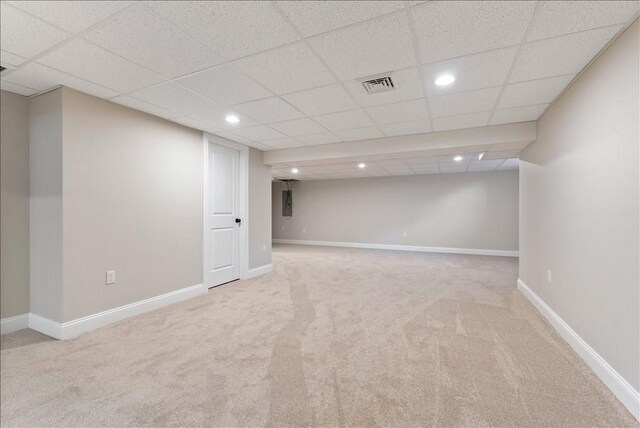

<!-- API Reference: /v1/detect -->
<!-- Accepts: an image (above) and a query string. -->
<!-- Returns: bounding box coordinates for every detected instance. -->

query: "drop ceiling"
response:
[1,1,638,154]
[273,153,520,181]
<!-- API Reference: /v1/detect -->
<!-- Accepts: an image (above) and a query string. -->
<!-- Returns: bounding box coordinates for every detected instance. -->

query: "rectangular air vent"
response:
[362,76,394,94]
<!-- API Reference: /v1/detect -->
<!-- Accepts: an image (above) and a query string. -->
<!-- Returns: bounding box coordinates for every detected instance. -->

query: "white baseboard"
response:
[517,278,640,421]
[29,283,206,340]
[273,239,518,257]
[244,263,273,279]
[29,313,62,339]
[0,313,30,335]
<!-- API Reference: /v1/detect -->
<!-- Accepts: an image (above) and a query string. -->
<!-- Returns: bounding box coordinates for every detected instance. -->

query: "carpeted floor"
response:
[0,245,635,427]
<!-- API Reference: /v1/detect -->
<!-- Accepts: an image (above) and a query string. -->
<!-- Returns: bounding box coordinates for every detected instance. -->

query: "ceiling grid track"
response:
[487,2,543,124]
[270,1,390,142]
[404,1,435,132]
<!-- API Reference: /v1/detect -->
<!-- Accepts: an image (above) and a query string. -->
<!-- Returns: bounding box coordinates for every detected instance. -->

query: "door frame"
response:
[203,132,249,285]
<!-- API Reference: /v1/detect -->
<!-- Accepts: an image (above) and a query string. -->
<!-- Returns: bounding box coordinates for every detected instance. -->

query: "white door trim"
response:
[203,133,249,284]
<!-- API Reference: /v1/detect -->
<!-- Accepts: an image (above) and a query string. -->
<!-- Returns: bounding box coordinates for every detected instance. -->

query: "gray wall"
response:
[0,90,30,318]
[61,88,203,321]
[519,20,639,390]
[273,170,519,251]
[22,87,274,323]
[29,89,64,321]
[249,148,272,269]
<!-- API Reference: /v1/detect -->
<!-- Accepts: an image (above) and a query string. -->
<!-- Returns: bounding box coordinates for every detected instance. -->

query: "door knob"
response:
[235,218,242,224]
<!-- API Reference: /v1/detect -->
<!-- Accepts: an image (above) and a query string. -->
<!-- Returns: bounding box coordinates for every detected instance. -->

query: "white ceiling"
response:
[1,1,638,153]
[272,152,520,181]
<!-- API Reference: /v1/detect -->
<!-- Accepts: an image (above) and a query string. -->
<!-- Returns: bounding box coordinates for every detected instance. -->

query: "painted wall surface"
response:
[61,88,203,321]
[29,89,64,321]
[248,148,272,269]
[0,90,30,318]
[273,170,519,251]
[519,20,639,390]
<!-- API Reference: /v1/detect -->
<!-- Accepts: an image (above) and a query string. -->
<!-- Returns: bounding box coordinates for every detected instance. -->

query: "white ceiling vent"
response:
[362,76,395,94]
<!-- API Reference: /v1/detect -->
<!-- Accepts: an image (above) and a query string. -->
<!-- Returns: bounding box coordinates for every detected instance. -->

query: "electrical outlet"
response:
[547,270,552,284]
[302,228,306,234]
[403,231,407,238]
[262,243,267,252]
[282,225,285,231]
[106,271,116,285]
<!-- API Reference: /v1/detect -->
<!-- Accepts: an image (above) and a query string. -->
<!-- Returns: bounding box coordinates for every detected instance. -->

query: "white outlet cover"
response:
[106,270,116,285]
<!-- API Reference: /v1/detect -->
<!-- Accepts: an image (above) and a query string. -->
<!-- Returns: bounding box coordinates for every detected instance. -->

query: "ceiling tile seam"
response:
[292,5,409,41]
[0,79,39,93]
[13,62,129,101]
[112,64,569,117]
[1,2,139,80]
[231,95,306,123]
[423,71,577,100]
[142,2,302,65]
[528,15,640,126]
[102,59,279,114]
[486,2,543,125]
[303,131,345,146]
[176,64,279,106]
[406,3,445,131]
[414,20,630,69]
[142,3,229,67]
[269,117,337,138]
[6,0,134,35]
[270,1,387,138]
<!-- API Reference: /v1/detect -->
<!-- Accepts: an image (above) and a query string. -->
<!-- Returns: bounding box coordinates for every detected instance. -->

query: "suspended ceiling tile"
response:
[147,1,299,60]
[309,12,415,81]
[233,42,336,95]
[510,26,622,83]
[314,109,374,131]
[366,99,429,125]
[490,104,548,125]
[283,84,359,116]
[276,0,405,37]
[527,1,640,42]
[8,0,131,33]
[423,47,518,96]
[429,87,500,118]
[498,75,574,109]
[0,2,69,58]
[270,117,327,137]
[411,0,536,63]
[176,64,273,106]
[380,119,432,137]
[85,4,224,79]
[233,97,305,124]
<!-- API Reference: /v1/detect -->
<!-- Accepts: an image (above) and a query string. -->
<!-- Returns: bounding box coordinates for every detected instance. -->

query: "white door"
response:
[205,143,241,288]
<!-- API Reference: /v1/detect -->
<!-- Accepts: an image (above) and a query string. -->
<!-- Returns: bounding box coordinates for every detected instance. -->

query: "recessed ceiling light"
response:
[454,155,463,162]
[225,114,240,124]
[357,163,366,169]
[291,168,299,174]
[435,74,455,86]
[478,152,485,160]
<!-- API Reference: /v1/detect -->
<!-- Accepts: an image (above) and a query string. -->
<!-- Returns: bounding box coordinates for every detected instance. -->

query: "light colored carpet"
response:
[1,245,635,427]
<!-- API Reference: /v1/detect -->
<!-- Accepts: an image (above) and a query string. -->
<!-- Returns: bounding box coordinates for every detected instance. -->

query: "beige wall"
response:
[519,20,639,391]
[24,87,273,324]
[248,148,272,269]
[61,88,203,321]
[29,89,64,321]
[1,90,30,318]
[273,170,519,251]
